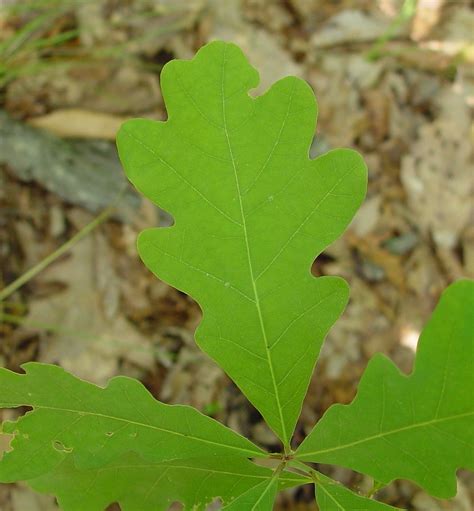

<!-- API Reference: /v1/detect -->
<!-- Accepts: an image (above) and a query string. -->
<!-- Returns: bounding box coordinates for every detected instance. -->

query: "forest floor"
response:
[0,0,473,509]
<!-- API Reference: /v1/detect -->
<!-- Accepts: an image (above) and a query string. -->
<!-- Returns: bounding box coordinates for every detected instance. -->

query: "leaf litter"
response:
[1,0,473,509]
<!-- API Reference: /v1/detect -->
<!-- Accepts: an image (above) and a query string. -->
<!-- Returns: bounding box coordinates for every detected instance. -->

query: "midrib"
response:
[297,411,473,459]
[316,482,345,511]
[252,478,276,509]
[220,45,288,447]
[0,402,260,457]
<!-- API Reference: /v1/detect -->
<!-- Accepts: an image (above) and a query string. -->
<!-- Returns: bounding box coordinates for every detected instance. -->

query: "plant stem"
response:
[367,479,386,498]
[0,195,123,303]
[288,459,319,481]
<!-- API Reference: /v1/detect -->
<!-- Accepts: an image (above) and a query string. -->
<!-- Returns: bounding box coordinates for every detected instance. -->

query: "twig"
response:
[0,190,124,302]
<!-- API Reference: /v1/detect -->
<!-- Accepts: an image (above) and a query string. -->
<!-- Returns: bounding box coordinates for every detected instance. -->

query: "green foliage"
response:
[0,40,472,510]
[314,472,401,510]
[117,40,366,445]
[296,280,474,498]
[26,454,305,511]
[221,477,279,510]
[0,363,263,483]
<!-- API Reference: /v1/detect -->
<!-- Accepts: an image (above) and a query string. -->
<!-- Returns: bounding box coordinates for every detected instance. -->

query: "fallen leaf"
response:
[28,109,128,140]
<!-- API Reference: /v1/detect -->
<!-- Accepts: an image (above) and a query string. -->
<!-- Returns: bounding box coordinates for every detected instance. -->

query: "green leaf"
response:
[296,280,474,498]
[222,476,278,510]
[315,472,402,511]
[27,453,306,511]
[117,40,367,445]
[0,363,264,481]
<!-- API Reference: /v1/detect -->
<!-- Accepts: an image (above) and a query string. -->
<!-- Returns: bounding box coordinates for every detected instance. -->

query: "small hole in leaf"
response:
[52,440,73,453]
[105,432,114,437]
[0,434,14,457]
[105,503,121,511]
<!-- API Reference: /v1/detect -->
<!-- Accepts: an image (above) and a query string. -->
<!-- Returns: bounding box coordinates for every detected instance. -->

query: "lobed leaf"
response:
[296,280,474,498]
[117,40,367,446]
[315,473,402,511]
[26,453,306,511]
[0,363,264,482]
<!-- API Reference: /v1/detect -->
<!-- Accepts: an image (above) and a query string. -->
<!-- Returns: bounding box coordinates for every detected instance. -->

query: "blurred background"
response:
[0,0,473,509]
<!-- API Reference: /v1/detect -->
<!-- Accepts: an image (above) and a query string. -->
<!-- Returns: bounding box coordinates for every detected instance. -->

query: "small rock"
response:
[383,232,419,255]
[359,259,385,282]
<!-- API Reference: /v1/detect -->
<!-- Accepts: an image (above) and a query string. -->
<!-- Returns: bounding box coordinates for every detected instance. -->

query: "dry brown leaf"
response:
[401,89,473,248]
[27,109,128,140]
[25,230,154,384]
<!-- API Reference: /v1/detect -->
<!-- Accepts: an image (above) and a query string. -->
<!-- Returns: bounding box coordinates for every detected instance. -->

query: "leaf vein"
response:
[122,129,242,227]
[220,44,289,445]
[297,412,474,459]
[255,166,355,282]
